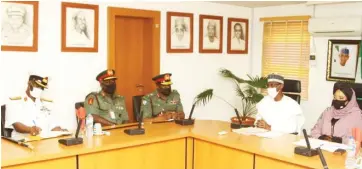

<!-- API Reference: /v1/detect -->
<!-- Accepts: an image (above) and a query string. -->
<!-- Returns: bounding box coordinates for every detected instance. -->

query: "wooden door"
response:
[108,8,160,122]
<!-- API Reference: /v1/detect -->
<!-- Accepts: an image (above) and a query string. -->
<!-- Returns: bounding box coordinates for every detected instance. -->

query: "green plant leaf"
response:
[245,74,268,89]
[194,89,214,106]
[219,68,245,83]
[234,82,245,99]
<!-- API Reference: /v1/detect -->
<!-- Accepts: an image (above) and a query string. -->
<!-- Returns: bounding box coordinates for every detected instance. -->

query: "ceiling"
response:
[213,1,307,8]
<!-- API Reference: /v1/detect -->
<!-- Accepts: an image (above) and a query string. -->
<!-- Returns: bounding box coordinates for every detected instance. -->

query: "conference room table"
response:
[1,120,346,169]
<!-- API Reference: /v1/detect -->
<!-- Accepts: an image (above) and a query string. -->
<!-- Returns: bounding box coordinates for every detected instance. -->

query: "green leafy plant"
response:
[194,68,268,118]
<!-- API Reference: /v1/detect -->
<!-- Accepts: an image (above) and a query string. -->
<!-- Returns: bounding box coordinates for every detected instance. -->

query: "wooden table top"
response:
[1,120,345,169]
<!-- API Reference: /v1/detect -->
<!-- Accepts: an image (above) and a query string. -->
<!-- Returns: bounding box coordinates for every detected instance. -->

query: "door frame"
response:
[107,7,160,76]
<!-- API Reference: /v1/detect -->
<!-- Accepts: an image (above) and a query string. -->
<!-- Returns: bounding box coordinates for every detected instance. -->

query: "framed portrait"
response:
[166,12,193,53]
[1,1,38,52]
[61,2,98,52]
[326,40,361,82]
[199,15,223,53]
[227,18,248,54]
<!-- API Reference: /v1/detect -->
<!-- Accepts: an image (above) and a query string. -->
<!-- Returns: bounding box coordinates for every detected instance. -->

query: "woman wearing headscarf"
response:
[311,82,362,144]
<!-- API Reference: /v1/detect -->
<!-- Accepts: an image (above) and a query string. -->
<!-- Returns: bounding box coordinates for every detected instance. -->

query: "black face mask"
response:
[103,83,116,94]
[332,100,347,109]
[159,88,171,96]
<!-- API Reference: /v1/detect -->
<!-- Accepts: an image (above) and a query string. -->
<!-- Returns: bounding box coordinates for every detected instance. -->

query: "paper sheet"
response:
[232,127,284,138]
[293,138,349,152]
[39,131,72,139]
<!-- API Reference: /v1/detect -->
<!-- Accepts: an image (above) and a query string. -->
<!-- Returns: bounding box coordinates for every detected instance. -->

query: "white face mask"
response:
[267,87,278,99]
[30,88,43,99]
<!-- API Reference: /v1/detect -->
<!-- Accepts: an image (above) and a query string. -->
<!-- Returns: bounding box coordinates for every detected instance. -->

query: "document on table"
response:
[232,127,284,138]
[39,131,72,139]
[293,138,349,152]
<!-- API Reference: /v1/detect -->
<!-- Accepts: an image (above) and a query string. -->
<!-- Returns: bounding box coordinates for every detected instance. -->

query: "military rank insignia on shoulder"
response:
[41,98,53,102]
[9,96,22,100]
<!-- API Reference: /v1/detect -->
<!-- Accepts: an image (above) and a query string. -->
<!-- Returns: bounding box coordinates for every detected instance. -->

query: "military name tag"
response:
[109,110,116,119]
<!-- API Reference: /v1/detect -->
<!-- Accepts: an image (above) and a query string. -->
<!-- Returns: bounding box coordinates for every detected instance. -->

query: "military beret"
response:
[152,73,173,85]
[267,73,284,84]
[96,69,117,82]
[29,75,48,89]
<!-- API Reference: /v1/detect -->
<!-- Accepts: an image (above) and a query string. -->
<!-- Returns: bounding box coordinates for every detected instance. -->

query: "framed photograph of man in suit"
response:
[227,18,248,54]
[326,40,361,82]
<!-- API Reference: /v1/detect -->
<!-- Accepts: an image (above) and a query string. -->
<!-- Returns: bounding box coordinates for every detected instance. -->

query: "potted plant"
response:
[194,68,267,128]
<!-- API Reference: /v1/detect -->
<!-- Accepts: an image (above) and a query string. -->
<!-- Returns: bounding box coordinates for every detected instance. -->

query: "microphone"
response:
[317,147,329,169]
[58,110,84,146]
[124,110,145,135]
[294,129,318,157]
[175,103,196,126]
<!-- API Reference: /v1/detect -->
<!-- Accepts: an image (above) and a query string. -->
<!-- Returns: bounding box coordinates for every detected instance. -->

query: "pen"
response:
[33,120,36,127]
[1,136,34,150]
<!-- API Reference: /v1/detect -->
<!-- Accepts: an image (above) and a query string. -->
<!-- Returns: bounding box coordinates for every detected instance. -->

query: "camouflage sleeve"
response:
[140,95,152,118]
[174,90,184,112]
[120,96,129,122]
[84,94,100,116]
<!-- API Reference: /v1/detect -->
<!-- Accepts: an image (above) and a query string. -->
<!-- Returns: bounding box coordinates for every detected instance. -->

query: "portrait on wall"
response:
[167,12,193,53]
[199,15,223,53]
[1,1,38,52]
[61,2,98,52]
[326,40,361,82]
[227,18,248,54]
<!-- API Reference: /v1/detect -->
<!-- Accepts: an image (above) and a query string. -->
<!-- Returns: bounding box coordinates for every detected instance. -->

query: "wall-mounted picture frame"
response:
[61,2,98,52]
[227,17,248,54]
[326,39,361,82]
[1,1,38,52]
[199,14,223,53]
[166,12,193,53]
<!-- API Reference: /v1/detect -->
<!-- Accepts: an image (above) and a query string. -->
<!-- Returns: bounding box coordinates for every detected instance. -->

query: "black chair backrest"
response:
[333,83,362,109]
[75,102,84,124]
[283,79,301,104]
[1,105,5,136]
[132,95,144,122]
[1,105,13,137]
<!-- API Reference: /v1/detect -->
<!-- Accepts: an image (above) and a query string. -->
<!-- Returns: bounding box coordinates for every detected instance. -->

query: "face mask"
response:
[159,88,171,96]
[267,87,278,99]
[30,88,42,99]
[103,83,116,94]
[332,100,347,109]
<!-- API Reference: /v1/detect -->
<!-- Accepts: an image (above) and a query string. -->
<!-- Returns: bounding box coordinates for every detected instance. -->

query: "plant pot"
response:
[230,116,255,129]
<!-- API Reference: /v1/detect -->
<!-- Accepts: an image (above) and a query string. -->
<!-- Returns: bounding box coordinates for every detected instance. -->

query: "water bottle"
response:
[345,136,357,169]
[86,114,94,138]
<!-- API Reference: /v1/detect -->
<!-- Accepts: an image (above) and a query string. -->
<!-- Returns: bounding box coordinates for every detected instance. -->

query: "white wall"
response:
[251,2,362,132]
[1,1,252,130]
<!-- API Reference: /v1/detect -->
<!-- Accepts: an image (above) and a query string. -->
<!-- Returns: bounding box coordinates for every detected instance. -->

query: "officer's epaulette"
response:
[40,98,53,102]
[9,96,22,100]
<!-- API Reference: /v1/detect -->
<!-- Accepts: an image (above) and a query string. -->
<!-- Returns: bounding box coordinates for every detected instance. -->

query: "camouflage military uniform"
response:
[141,89,184,118]
[84,91,129,124]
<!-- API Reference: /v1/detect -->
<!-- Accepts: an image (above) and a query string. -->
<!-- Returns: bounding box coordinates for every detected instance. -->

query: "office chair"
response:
[132,95,144,122]
[333,83,362,110]
[75,102,85,126]
[283,79,301,104]
[1,105,13,137]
